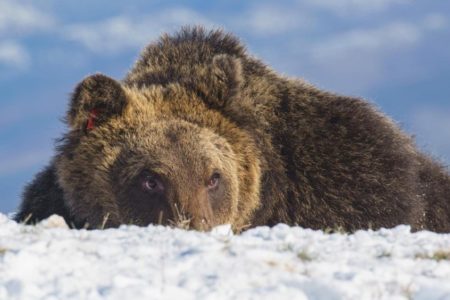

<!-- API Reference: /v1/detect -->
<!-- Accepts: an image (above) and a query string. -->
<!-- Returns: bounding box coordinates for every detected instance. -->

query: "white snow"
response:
[1,213,450,300]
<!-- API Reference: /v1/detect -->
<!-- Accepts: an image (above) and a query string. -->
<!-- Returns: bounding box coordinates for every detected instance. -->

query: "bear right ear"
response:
[67,74,127,132]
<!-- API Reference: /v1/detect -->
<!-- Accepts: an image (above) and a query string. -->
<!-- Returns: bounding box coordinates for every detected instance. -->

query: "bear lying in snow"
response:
[15,27,450,232]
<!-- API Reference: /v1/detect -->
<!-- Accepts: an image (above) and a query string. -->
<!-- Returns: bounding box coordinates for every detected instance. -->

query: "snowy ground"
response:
[1,213,450,300]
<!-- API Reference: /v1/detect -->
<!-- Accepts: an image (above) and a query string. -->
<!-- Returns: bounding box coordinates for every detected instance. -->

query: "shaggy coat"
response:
[16,27,450,232]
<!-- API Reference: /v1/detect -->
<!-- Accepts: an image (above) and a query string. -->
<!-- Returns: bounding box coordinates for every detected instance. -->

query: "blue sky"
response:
[1,0,449,213]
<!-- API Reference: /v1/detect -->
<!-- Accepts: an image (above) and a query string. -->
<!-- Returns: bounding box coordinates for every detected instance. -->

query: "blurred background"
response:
[1,0,449,213]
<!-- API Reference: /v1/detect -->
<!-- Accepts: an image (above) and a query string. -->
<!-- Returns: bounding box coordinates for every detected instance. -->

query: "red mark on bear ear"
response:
[86,108,99,131]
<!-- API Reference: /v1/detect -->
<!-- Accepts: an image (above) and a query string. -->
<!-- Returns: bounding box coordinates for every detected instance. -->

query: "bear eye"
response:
[141,173,164,193]
[207,172,221,190]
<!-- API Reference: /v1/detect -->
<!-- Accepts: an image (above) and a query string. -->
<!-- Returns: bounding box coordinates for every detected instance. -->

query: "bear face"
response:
[55,75,261,230]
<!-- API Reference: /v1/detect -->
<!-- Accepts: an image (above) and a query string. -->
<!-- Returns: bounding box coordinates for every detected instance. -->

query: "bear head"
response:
[55,55,262,231]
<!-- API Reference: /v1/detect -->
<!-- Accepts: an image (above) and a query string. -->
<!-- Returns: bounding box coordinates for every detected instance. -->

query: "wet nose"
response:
[190,216,213,231]
[175,187,214,231]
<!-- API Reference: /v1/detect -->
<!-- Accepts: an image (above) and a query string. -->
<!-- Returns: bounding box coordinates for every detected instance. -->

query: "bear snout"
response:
[173,187,215,231]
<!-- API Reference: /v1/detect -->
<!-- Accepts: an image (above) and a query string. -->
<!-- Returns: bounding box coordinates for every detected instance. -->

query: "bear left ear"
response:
[67,74,127,132]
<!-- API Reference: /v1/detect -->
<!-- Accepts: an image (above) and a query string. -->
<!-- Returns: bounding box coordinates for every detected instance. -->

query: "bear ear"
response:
[193,54,243,109]
[67,74,127,132]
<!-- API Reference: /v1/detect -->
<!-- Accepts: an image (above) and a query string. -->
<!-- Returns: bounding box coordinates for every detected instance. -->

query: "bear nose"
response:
[174,187,214,231]
[190,215,212,231]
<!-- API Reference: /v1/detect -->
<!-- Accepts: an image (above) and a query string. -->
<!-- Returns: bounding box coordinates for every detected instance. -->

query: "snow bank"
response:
[1,213,450,300]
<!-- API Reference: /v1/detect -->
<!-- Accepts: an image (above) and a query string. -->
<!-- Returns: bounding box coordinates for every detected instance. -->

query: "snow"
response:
[1,214,450,300]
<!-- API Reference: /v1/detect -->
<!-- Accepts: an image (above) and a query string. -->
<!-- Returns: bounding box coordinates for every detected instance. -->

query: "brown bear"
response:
[15,26,450,232]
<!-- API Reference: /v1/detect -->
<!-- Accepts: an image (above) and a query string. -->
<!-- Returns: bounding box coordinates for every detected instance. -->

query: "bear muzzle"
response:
[174,187,215,231]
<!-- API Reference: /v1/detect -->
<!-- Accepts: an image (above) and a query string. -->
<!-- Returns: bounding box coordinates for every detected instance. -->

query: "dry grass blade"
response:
[100,213,110,230]
[158,211,164,225]
[415,249,450,261]
[22,213,33,225]
[168,203,191,230]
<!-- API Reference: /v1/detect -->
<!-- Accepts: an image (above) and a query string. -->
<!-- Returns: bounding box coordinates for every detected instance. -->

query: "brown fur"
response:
[16,26,450,232]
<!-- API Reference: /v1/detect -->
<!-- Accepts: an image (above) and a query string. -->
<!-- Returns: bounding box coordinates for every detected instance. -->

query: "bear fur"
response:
[15,27,450,232]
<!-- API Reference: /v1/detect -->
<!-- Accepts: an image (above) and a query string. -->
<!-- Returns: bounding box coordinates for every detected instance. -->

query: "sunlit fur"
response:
[16,26,450,232]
